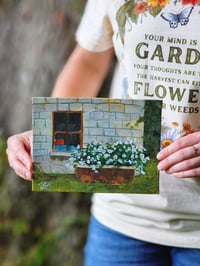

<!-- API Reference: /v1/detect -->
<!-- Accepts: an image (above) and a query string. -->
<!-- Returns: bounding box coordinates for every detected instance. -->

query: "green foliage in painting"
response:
[137,100,162,157]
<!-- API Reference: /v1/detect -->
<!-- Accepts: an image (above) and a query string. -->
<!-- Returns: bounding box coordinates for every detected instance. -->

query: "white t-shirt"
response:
[76,0,200,248]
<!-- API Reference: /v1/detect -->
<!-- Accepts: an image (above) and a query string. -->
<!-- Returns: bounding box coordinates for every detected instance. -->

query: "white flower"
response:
[161,127,181,149]
[103,153,110,159]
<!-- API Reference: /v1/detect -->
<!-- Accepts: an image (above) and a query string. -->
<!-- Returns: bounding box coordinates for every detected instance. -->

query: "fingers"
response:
[157,144,200,171]
[157,132,200,161]
[171,167,200,178]
[157,132,200,178]
[8,157,32,180]
[6,131,33,181]
[165,156,200,177]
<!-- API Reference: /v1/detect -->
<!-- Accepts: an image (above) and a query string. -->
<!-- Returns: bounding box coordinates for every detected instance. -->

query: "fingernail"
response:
[157,152,163,160]
[157,163,163,171]
[157,154,160,160]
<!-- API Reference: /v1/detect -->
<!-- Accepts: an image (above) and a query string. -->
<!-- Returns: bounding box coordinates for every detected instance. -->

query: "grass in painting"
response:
[32,160,159,194]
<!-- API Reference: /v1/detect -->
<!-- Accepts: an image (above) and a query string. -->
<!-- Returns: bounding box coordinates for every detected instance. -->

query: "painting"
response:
[32,97,162,193]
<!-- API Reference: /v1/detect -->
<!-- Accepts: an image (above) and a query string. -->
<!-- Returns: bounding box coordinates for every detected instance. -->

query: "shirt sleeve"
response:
[76,0,114,52]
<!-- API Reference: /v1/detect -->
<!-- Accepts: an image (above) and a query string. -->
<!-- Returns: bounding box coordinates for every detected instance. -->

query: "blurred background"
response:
[0,0,112,265]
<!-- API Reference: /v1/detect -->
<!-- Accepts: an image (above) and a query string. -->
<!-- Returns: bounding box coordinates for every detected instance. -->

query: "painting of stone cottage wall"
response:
[32,97,162,193]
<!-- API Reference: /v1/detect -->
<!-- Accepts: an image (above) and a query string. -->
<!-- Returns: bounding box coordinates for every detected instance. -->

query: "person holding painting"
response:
[6,0,200,265]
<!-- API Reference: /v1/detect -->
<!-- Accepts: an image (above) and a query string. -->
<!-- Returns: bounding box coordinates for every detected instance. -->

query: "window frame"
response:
[52,110,83,152]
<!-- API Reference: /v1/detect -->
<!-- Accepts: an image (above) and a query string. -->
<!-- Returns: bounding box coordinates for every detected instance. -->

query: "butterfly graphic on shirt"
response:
[161,6,194,28]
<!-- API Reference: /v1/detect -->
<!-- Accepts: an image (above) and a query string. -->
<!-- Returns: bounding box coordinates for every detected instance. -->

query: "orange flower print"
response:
[181,0,199,6]
[161,139,173,148]
[183,123,195,135]
[147,0,169,8]
[134,2,148,14]
[172,122,179,127]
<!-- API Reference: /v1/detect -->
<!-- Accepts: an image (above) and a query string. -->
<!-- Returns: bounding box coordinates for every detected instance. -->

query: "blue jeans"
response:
[84,216,200,266]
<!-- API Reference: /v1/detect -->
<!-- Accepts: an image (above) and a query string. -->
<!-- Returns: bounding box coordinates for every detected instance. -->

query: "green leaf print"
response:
[116,1,137,44]
[149,4,162,17]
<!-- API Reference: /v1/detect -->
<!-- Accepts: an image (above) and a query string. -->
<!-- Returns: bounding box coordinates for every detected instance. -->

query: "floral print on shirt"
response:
[116,0,199,44]
[160,122,196,149]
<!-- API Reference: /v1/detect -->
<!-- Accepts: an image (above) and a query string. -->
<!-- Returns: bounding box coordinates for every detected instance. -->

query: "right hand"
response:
[6,130,33,181]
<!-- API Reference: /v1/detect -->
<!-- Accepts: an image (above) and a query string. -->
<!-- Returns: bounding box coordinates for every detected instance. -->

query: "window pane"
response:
[66,113,81,131]
[54,113,67,131]
[66,134,80,151]
[54,112,81,132]
[54,134,80,151]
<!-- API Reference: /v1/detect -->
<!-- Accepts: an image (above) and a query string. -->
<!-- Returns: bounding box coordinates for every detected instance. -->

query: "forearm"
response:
[51,44,114,98]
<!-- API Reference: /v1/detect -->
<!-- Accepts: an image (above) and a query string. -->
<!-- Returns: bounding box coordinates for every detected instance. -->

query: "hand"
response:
[157,132,200,178]
[6,130,33,181]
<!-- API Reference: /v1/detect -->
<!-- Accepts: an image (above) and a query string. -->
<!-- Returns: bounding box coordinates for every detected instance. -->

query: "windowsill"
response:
[50,151,72,160]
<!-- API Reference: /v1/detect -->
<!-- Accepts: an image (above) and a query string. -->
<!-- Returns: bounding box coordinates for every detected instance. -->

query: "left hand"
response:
[157,132,200,178]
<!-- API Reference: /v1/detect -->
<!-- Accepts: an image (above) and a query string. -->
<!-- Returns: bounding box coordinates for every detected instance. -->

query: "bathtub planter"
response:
[75,165,135,185]
[69,138,149,184]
